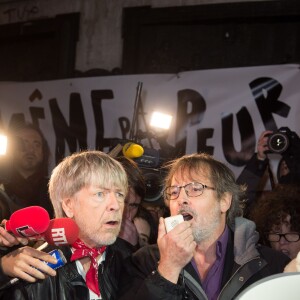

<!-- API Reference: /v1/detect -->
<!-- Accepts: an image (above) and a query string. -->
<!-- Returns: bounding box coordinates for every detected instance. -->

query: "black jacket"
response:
[118,217,290,300]
[236,154,269,217]
[0,174,54,220]
[0,238,132,300]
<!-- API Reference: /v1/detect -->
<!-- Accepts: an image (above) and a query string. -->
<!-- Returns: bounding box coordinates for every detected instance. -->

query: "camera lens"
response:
[142,169,164,202]
[268,132,289,153]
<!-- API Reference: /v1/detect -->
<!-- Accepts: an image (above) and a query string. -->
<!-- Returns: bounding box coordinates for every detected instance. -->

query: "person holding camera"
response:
[237,128,300,217]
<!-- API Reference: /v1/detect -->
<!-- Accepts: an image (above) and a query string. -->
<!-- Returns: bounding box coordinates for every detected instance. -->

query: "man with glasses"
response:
[119,153,290,300]
[251,184,300,260]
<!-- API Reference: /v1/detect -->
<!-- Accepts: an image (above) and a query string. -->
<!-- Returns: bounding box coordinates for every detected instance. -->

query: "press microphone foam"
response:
[5,206,50,237]
[122,142,144,159]
[42,218,79,246]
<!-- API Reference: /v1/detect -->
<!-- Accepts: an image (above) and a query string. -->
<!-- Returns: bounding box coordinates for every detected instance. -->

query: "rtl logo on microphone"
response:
[51,228,68,246]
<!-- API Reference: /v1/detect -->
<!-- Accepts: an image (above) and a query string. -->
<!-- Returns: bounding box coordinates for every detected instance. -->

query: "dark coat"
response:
[0,238,132,300]
[118,218,290,300]
[236,154,269,217]
[1,172,54,219]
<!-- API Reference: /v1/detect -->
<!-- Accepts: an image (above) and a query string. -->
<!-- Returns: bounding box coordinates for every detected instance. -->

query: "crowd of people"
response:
[0,124,299,299]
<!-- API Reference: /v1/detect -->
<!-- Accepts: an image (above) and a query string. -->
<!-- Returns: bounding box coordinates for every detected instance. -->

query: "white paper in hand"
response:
[164,215,184,233]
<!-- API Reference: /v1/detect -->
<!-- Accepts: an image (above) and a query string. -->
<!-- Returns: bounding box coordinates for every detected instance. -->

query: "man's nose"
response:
[279,235,289,244]
[106,192,122,210]
[22,142,34,152]
[177,188,189,205]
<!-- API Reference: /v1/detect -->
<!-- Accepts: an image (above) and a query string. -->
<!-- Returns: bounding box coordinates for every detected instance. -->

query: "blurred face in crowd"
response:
[278,159,289,178]
[123,187,141,221]
[13,128,43,177]
[133,217,151,247]
[142,202,166,225]
[268,215,300,259]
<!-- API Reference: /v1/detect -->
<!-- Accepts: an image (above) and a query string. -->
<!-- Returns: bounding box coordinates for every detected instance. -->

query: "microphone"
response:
[4,206,50,237]
[29,218,79,246]
[122,142,144,159]
[0,248,67,290]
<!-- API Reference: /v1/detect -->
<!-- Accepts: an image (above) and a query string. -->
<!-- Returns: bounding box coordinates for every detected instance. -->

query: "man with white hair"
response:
[0,150,131,300]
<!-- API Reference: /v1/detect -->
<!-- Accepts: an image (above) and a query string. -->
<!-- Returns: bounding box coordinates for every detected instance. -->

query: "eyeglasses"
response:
[164,182,215,200]
[267,232,300,242]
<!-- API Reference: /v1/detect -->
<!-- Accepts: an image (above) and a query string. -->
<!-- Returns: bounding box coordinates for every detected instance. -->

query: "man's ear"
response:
[62,198,74,218]
[220,192,232,213]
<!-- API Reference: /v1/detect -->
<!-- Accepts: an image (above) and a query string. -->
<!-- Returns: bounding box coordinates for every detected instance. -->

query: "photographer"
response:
[237,127,300,217]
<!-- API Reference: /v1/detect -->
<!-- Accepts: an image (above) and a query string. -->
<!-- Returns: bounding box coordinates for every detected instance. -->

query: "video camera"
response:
[108,139,167,204]
[133,147,167,203]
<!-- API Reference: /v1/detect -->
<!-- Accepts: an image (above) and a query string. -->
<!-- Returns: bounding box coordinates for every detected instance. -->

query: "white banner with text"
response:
[1,64,299,179]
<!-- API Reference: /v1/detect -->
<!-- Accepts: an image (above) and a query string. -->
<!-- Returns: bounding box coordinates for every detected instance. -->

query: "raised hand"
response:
[157,217,196,283]
[257,130,273,160]
[0,220,28,247]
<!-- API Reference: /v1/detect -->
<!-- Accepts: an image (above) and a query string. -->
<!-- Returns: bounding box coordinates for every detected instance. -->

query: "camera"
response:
[134,147,166,203]
[267,127,300,154]
[266,127,300,184]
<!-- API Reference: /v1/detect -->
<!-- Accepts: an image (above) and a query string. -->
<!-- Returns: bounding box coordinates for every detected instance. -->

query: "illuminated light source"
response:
[150,112,172,130]
[0,134,8,155]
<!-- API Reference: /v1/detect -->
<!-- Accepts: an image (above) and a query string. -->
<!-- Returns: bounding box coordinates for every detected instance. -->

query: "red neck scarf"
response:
[71,239,107,296]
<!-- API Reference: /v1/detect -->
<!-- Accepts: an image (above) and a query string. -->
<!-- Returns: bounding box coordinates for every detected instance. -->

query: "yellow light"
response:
[0,135,8,155]
[150,112,172,130]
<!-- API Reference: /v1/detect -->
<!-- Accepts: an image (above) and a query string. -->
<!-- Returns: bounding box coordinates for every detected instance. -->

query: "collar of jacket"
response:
[229,217,260,265]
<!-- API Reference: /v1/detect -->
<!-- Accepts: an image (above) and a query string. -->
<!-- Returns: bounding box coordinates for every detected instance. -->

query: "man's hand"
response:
[257,130,273,160]
[1,246,57,282]
[284,251,300,273]
[0,220,28,247]
[157,217,196,283]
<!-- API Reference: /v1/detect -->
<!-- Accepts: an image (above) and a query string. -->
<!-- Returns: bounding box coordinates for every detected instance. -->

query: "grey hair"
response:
[163,153,246,226]
[48,150,128,218]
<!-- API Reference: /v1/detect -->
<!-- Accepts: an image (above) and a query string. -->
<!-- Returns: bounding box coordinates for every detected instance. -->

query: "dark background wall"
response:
[0,13,79,81]
[122,1,300,74]
[0,0,299,81]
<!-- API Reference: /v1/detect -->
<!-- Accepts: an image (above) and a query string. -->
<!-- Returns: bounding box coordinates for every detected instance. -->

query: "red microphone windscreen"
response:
[43,218,79,246]
[5,206,50,237]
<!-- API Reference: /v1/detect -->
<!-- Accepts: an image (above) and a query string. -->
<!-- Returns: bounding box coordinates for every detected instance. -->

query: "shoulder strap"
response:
[182,270,208,300]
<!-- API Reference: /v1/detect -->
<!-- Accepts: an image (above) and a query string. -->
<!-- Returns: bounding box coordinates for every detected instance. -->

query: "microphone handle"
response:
[0,278,19,290]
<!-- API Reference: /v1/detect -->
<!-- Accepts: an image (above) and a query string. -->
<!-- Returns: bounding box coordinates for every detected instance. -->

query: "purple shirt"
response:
[191,226,229,300]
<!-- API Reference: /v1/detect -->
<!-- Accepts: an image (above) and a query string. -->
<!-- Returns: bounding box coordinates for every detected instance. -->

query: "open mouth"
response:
[105,221,119,226]
[181,213,193,221]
